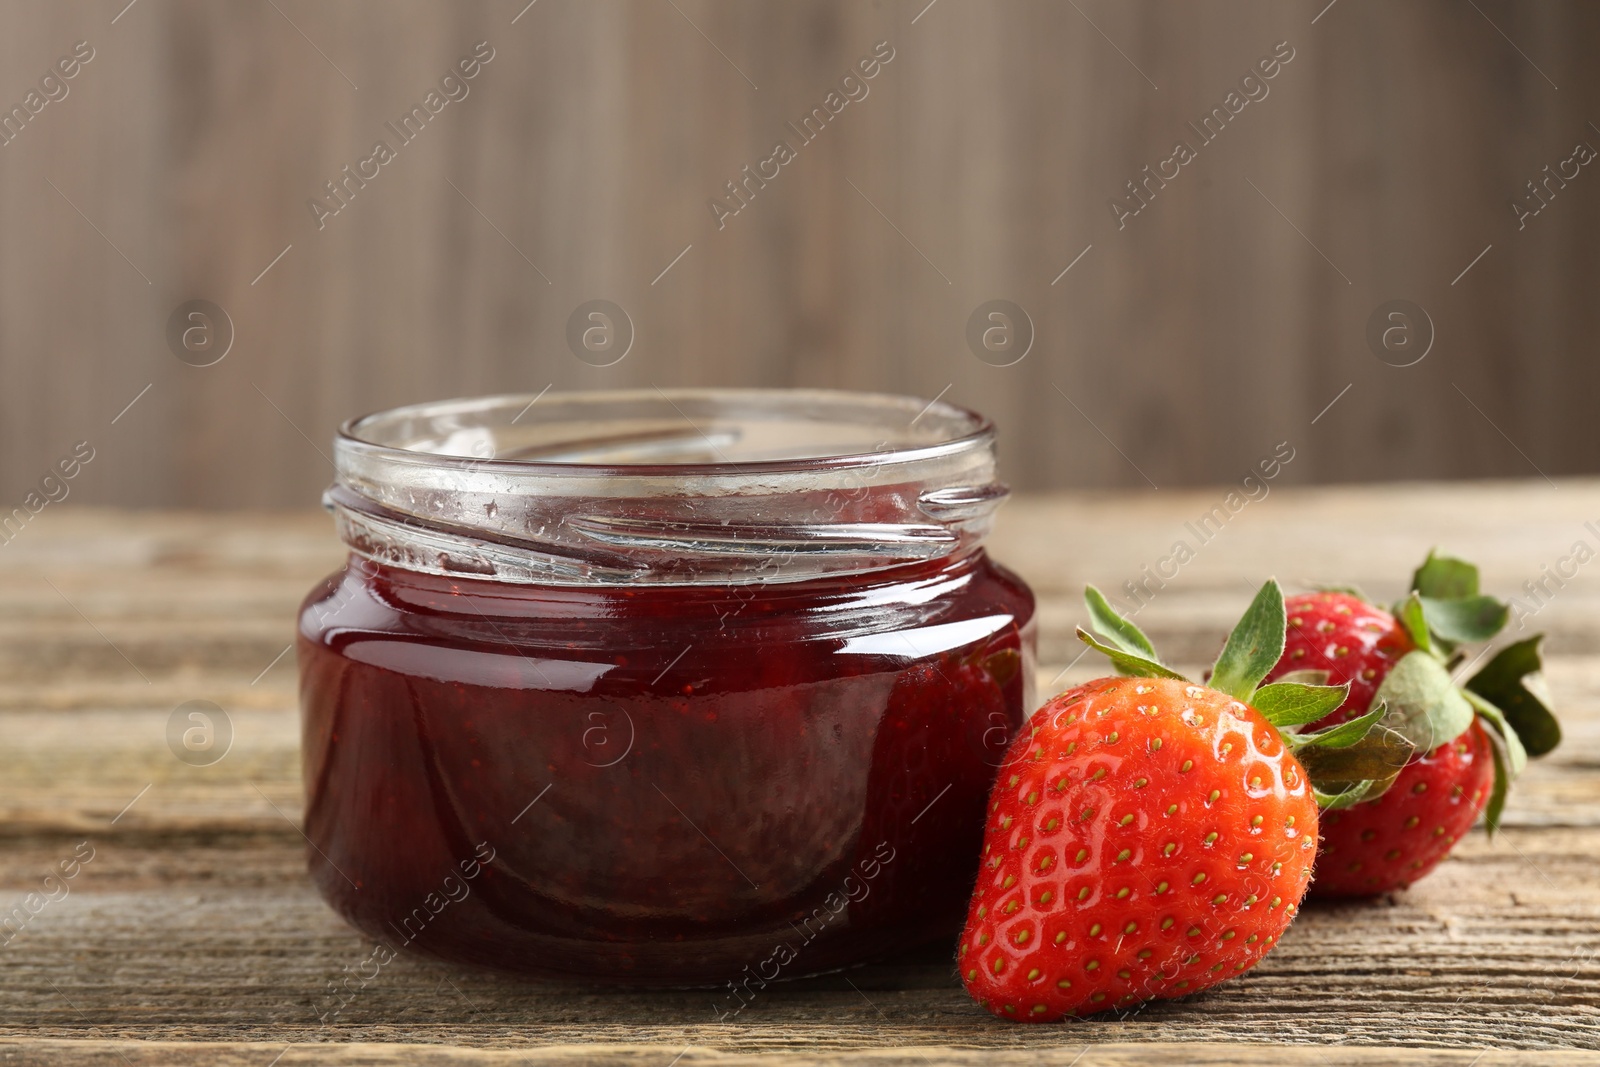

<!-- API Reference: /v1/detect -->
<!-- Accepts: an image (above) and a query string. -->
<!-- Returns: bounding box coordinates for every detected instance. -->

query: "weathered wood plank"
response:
[2,1040,1596,1067]
[0,828,1594,1050]
[0,498,1596,1062]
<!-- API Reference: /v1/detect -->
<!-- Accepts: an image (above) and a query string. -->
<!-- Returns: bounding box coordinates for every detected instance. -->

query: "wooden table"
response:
[3,483,1597,1065]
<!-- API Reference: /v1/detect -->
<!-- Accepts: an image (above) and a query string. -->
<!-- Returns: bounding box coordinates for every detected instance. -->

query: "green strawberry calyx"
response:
[1303,550,1560,834]
[1075,579,1415,811]
[1393,550,1559,833]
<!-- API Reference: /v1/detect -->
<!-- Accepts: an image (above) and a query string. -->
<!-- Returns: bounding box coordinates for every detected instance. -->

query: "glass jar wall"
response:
[298,389,1036,986]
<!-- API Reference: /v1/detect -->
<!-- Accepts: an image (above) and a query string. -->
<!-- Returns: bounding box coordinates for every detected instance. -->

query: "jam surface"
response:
[298,551,1034,987]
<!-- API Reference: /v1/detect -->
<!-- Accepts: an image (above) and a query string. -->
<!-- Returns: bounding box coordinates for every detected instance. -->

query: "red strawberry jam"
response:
[299,548,1034,986]
[298,388,1034,987]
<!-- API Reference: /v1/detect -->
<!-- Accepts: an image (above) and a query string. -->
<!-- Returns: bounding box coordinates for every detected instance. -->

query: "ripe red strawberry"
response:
[960,581,1407,1021]
[1316,719,1494,894]
[1263,553,1561,898]
[1269,592,1414,728]
[961,676,1318,1020]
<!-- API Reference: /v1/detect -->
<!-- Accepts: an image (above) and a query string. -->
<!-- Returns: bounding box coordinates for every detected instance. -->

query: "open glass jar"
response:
[297,389,1035,987]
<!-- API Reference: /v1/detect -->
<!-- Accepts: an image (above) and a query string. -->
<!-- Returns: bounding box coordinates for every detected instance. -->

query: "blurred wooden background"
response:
[0,0,1594,508]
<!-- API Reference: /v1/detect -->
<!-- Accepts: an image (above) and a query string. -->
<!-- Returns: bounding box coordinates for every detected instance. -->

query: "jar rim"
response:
[336,387,995,478]
[327,388,1007,586]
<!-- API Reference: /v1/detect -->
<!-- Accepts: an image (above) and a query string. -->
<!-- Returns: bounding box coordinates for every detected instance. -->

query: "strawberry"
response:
[960,581,1409,1021]
[1316,719,1495,894]
[1264,553,1562,897]
[1270,592,1414,728]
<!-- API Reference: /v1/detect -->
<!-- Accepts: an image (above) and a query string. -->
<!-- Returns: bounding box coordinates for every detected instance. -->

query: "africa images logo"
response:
[1108,40,1295,229]
[707,41,895,230]
[307,42,496,230]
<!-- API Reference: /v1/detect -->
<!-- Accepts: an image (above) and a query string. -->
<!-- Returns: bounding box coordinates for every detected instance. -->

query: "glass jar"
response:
[297,389,1035,988]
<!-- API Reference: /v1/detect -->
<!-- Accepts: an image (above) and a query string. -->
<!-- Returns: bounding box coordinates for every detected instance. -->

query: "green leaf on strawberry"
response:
[1287,703,1387,750]
[1482,727,1514,839]
[1294,706,1414,807]
[1462,688,1527,835]
[1208,580,1288,702]
[1410,549,1481,600]
[1074,627,1185,681]
[1370,650,1476,753]
[1083,585,1158,660]
[1402,550,1510,652]
[1465,635,1560,758]
[1293,717,1412,791]
[1251,681,1354,728]
[1463,692,1528,778]
[1394,593,1435,656]
[1311,778,1383,811]
[1419,595,1509,645]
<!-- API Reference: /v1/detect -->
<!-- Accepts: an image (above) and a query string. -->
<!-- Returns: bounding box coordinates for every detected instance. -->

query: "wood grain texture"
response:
[0,2,1596,508]
[0,489,1597,1062]
[3,1042,1597,1067]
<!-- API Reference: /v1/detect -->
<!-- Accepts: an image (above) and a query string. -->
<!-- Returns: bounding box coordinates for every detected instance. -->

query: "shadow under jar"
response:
[297,389,1036,986]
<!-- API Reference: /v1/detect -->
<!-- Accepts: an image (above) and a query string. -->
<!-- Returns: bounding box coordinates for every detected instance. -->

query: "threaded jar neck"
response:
[328,388,1008,586]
